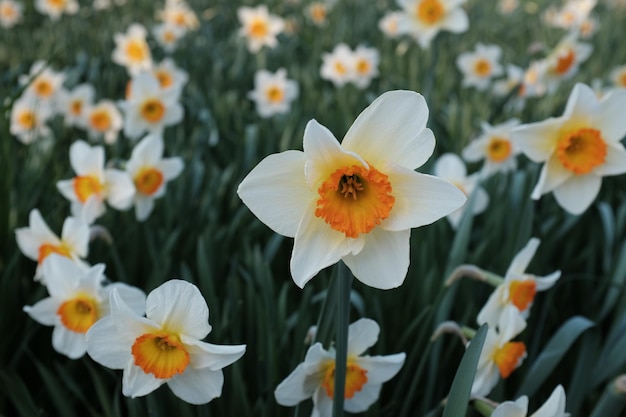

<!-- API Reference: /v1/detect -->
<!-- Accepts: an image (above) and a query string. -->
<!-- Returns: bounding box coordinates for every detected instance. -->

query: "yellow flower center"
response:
[508,280,537,311]
[265,85,284,103]
[135,167,164,196]
[89,109,112,132]
[18,110,37,129]
[321,361,368,399]
[131,331,190,379]
[554,49,575,75]
[249,19,268,38]
[0,3,17,18]
[126,40,147,63]
[140,99,166,123]
[556,127,606,175]
[473,59,492,77]
[33,79,54,98]
[315,164,395,238]
[57,295,99,333]
[492,341,526,378]
[70,100,82,116]
[155,70,173,89]
[416,0,445,25]
[310,3,327,23]
[334,61,347,75]
[163,29,177,43]
[356,59,370,75]
[37,243,71,264]
[486,137,512,162]
[73,175,104,203]
[48,0,66,10]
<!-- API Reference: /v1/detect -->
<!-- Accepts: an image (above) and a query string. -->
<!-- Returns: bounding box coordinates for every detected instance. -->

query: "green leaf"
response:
[0,370,40,417]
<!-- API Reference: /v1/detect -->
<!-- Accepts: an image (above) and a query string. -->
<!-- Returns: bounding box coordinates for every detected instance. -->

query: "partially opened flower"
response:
[352,45,380,89]
[492,385,567,417]
[397,0,469,49]
[15,209,89,282]
[57,83,96,128]
[86,279,246,404]
[462,119,520,177]
[275,318,405,417]
[10,94,52,144]
[512,83,626,215]
[83,99,123,144]
[35,0,78,20]
[238,90,466,289]
[477,238,561,328]
[456,43,503,91]
[248,68,299,118]
[112,23,153,76]
[57,140,135,223]
[320,43,356,88]
[19,60,65,103]
[237,5,285,53]
[126,133,184,221]
[24,255,146,359]
[0,0,23,28]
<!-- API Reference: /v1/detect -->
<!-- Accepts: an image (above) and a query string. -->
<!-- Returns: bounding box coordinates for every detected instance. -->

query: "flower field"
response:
[1,0,626,416]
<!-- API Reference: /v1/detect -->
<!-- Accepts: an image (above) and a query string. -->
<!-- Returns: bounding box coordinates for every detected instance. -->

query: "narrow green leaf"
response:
[0,370,39,417]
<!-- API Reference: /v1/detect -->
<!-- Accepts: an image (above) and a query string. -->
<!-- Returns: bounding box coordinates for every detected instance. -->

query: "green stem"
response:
[333,261,352,417]
[590,375,626,417]
[473,398,496,417]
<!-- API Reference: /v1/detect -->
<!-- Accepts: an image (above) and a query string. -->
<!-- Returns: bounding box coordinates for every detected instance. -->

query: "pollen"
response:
[74,175,104,203]
[473,59,492,77]
[508,280,537,312]
[140,99,166,123]
[249,19,268,38]
[556,127,606,175]
[416,0,445,25]
[57,295,99,333]
[321,361,369,399]
[493,341,526,378]
[265,85,284,103]
[126,40,147,63]
[38,243,71,264]
[554,49,575,75]
[486,137,512,162]
[132,331,190,379]
[135,167,164,196]
[315,164,395,238]
[89,110,112,132]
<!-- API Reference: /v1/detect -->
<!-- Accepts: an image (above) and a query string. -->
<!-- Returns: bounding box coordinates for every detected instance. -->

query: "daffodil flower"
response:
[247,68,299,118]
[492,385,568,417]
[0,0,23,28]
[462,119,520,177]
[456,43,504,91]
[397,0,469,49]
[238,90,466,289]
[23,255,146,359]
[86,279,246,404]
[512,83,626,215]
[477,238,561,328]
[237,5,285,53]
[112,23,153,76]
[274,318,405,417]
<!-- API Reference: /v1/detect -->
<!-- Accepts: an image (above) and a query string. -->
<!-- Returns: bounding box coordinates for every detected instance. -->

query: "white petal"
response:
[109,289,159,348]
[506,238,540,278]
[237,150,311,238]
[42,255,81,299]
[102,283,147,316]
[563,83,598,120]
[134,195,155,222]
[122,361,166,398]
[498,306,527,341]
[86,317,133,369]
[492,397,528,417]
[159,158,184,180]
[347,318,380,356]
[553,174,602,215]
[534,270,562,292]
[531,385,566,417]
[594,89,626,142]
[60,217,89,258]
[531,156,573,199]
[434,153,467,181]
[274,363,317,406]
[341,91,434,170]
[441,7,469,33]
[512,118,563,163]
[181,336,246,370]
[145,279,211,339]
[57,179,79,202]
[312,387,333,417]
[344,383,381,413]
[476,288,505,327]
[70,140,104,176]
[167,367,224,405]
[23,297,60,327]
[593,142,626,177]
[342,228,410,290]
[131,133,164,165]
[52,326,87,359]
[357,353,405,384]
[104,170,135,210]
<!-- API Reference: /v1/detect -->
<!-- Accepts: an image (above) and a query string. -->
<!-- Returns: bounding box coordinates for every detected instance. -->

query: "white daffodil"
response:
[23,255,145,359]
[19,60,65,103]
[0,0,23,28]
[83,99,124,144]
[112,23,153,76]
[119,71,184,139]
[275,318,405,417]
[152,22,185,53]
[456,44,503,91]
[463,119,520,177]
[86,279,246,404]
[152,58,189,96]
[352,45,380,89]
[543,33,592,93]
[248,68,299,118]
[15,209,89,283]
[237,5,285,53]
[320,43,356,88]
[10,94,52,144]
[157,0,199,31]
[238,90,466,289]
[492,385,568,417]
[34,0,78,20]
[512,83,626,215]
[433,153,489,229]
[57,83,96,128]
[397,0,469,49]
[126,133,184,221]
[379,11,404,38]
[472,307,527,397]
[477,238,561,328]
[610,64,626,89]
[57,140,135,223]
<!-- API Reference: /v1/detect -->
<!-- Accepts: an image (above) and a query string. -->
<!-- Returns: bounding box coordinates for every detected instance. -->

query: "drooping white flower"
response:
[462,119,520,177]
[237,5,285,53]
[248,68,299,118]
[112,23,153,76]
[492,385,568,417]
[396,0,469,49]
[456,43,503,91]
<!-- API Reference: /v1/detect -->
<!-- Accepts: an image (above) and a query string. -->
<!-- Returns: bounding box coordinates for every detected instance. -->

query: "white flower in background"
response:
[352,45,380,89]
[57,83,96,128]
[57,140,135,223]
[157,0,199,31]
[578,15,598,39]
[10,94,53,144]
[0,0,23,28]
[248,68,299,118]
[456,44,503,91]
[497,0,519,14]
[320,43,355,88]
[512,83,626,215]
[544,0,596,30]
[237,5,285,53]
[477,238,561,328]
[153,23,185,53]
[35,0,78,20]
[19,60,65,103]
[492,385,568,417]
[24,255,146,359]
[152,58,189,96]
[119,71,184,139]
[472,307,527,397]
[493,64,523,97]
[306,1,333,26]
[543,33,592,93]
[610,64,626,89]
[238,91,466,289]
[462,119,520,177]
[126,133,184,221]
[15,209,89,282]
[112,23,153,76]
[433,153,488,229]
[275,318,405,417]
[86,279,246,404]
[397,0,469,49]
[379,11,404,38]
[83,99,123,144]
[519,59,548,98]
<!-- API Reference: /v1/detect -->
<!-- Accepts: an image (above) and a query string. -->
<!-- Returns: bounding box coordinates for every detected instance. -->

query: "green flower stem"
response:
[333,261,352,417]
[462,326,477,340]
[472,398,496,417]
[590,375,626,417]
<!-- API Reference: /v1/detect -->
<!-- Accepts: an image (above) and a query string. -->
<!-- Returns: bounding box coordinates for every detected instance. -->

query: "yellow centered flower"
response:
[38,243,71,264]
[140,99,166,123]
[416,0,445,25]
[18,110,37,129]
[89,110,112,132]
[131,331,190,379]
[265,85,284,103]
[126,40,147,63]
[556,127,607,175]
[473,59,492,77]
[356,59,370,75]
[0,3,17,18]
[155,70,174,89]
[508,280,537,311]
[334,61,347,75]
[249,19,268,38]
[48,0,66,9]
[173,12,186,26]
[321,361,369,399]
[73,175,104,203]
[70,100,83,116]
[57,295,99,333]
[33,79,54,98]
[554,50,575,75]
[310,3,327,23]
[315,164,395,239]
[492,341,526,378]
[487,137,512,162]
[134,167,164,196]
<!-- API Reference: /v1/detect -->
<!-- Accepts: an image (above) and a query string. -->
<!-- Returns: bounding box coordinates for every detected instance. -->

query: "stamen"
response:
[321,361,369,399]
[126,40,147,62]
[556,127,606,174]
[140,99,166,123]
[474,59,491,77]
[265,86,284,103]
[417,0,445,25]
[135,167,164,196]
[155,70,173,89]
[57,296,99,333]
[249,19,268,38]
[89,110,112,132]
[18,111,36,129]
[486,137,512,162]
[132,331,190,379]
